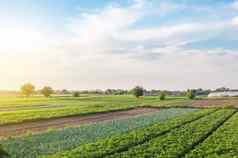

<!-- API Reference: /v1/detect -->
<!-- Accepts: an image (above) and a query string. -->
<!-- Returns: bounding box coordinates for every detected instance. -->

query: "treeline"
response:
[0,83,235,99]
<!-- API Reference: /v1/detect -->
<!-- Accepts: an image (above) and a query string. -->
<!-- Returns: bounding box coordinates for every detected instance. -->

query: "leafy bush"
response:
[159,91,166,100]
[187,89,196,99]
[73,92,80,97]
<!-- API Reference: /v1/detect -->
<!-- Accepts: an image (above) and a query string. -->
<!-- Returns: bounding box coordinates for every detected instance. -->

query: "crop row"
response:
[106,109,236,158]
[1,108,196,158]
[185,111,238,158]
[45,109,216,158]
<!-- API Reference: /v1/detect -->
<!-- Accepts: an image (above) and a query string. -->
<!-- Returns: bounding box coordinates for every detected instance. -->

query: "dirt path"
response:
[0,107,160,138]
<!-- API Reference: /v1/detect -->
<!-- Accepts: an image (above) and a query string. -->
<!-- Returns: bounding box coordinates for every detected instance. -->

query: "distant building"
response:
[208,91,238,97]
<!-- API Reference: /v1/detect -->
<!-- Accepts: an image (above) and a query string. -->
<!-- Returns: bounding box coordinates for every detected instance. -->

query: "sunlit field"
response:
[0,95,191,125]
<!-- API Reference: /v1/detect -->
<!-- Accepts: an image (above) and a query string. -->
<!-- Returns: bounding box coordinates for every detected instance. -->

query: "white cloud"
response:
[232,16,238,26]
[1,0,238,90]
[231,1,238,10]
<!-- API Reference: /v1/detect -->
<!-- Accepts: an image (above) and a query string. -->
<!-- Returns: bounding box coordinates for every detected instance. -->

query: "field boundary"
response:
[179,110,237,158]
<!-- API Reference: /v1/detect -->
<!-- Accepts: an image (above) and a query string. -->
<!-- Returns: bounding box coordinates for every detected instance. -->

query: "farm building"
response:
[208,91,238,97]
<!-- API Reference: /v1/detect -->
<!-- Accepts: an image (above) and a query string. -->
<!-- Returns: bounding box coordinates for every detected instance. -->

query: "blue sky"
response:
[0,0,238,90]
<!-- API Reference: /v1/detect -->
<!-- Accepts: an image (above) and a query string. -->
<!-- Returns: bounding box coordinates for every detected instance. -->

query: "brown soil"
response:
[191,98,238,108]
[0,107,160,139]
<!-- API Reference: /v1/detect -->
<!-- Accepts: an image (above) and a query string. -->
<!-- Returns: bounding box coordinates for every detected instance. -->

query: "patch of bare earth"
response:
[0,107,159,139]
[191,98,238,108]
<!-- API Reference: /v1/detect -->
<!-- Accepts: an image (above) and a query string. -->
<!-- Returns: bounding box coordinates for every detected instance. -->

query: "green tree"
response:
[0,145,8,158]
[187,89,196,99]
[20,83,35,97]
[132,86,144,98]
[73,91,80,97]
[159,91,166,100]
[41,86,54,97]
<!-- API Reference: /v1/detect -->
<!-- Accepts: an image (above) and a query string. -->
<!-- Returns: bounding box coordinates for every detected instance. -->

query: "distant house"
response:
[208,91,238,97]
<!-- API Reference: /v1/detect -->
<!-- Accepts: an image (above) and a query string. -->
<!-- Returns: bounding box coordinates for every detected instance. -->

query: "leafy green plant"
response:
[73,92,80,97]
[185,112,238,158]
[159,91,166,100]
[44,109,215,158]
[0,145,8,158]
[1,108,197,158]
[187,89,196,100]
[108,109,235,158]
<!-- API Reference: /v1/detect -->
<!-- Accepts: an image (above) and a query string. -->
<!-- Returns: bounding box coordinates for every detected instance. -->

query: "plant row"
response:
[1,108,196,158]
[185,111,238,158]
[105,109,236,158]
[44,109,216,158]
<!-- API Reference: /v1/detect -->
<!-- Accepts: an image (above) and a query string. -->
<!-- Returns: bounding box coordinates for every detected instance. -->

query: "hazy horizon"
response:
[1,0,238,90]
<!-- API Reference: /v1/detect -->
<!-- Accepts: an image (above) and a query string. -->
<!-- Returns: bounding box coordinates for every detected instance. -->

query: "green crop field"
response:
[42,108,238,158]
[0,108,197,158]
[1,95,238,158]
[0,95,191,125]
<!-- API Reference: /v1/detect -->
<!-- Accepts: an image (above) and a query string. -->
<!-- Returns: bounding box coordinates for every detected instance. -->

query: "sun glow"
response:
[0,26,47,54]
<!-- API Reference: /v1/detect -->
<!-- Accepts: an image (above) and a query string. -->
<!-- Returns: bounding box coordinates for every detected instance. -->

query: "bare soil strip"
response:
[191,98,238,108]
[0,107,160,138]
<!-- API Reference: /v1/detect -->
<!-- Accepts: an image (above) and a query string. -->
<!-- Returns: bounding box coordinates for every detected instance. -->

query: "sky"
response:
[0,0,238,90]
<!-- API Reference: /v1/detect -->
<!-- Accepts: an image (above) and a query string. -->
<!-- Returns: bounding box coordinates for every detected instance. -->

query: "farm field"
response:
[1,95,238,158]
[0,108,197,158]
[1,95,238,126]
[0,95,191,125]
[43,108,238,158]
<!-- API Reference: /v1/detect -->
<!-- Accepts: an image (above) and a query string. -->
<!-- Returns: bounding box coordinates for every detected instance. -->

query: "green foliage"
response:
[20,83,35,97]
[0,145,8,158]
[185,112,238,158]
[1,108,197,158]
[0,95,189,125]
[187,89,196,99]
[41,87,54,97]
[159,91,166,100]
[73,91,80,97]
[109,109,234,158]
[45,109,214,158]
[132,86,144,98]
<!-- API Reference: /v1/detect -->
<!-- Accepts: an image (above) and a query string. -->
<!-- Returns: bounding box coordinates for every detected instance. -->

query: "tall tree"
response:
[132,86,144,98]
[20,83,35,97]
[41,86,54,97]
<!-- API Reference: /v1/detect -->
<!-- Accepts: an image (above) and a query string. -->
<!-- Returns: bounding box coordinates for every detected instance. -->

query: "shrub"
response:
[187,89,196,100]
[132,86,144,98]
[73,91,80,97]
[159,91,166,100]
